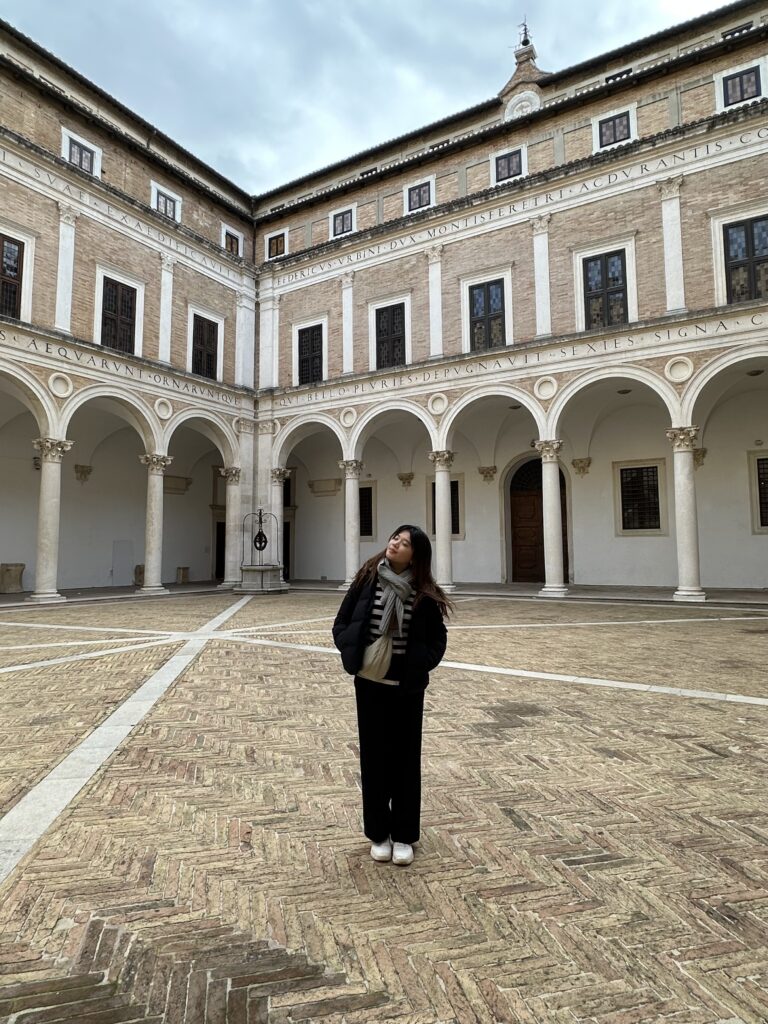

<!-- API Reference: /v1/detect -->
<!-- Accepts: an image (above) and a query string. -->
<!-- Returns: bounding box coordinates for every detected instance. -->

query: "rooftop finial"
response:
[519,17,531,48]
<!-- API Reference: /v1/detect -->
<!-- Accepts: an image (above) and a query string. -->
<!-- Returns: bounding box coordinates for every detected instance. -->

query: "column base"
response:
[338,581,352,591]
[438,583,456,593]
[217,580,238,590]
[673,587,706,602]
[138,585,170,596]
[538,585,569,598]
[26,591,66,603]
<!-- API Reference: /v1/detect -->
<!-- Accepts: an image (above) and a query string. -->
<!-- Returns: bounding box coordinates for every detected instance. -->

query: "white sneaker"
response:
[370,838,392,862]
[392,842,414,866]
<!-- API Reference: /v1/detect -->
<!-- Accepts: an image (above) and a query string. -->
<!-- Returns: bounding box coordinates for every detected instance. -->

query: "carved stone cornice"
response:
[571,457,592,476]
[236,417,255,435]
[397,472,414,489]
[531,213,551,235]
[219,466,241,484]
[658,175,684,200]
[257,420,276,435]
[140,453,174,474]
[534,439,563,462]
[478,465,497,483]
[33,438,74,462]
[338,459,364,479]
[666,426,699,451]
[428,450,455,470]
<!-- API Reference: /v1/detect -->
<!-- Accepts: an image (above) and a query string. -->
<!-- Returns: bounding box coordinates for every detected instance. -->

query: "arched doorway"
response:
[509,460,568,583]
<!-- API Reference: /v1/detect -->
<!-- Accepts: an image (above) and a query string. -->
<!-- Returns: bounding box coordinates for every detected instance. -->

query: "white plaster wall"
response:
[0,409,41,591]
[290,435,344,580]
[698,390,768,588]
[162,447,221,583]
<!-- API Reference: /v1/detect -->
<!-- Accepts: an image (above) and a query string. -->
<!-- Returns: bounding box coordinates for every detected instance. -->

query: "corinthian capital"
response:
[534,439,563,462]
[338,459,364,479]
[666,426,699,451]
[33,438,74,462]
[271,467,292,484]
[219,466,241,484]
[531,213,551,235]
[658,175,684,200]
[428,450,455,470]
[140,453,174,474]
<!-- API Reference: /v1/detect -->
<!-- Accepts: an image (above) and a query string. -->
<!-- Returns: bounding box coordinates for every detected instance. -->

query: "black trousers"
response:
[354,676,425,845]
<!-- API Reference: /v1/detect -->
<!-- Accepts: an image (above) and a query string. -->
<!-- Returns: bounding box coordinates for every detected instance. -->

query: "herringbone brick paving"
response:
[0,593,765,1022]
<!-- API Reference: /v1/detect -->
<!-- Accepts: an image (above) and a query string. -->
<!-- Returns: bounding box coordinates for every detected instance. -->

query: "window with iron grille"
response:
[101,277,136,354]
[583,250,627,329]
[333,209,353,236]
[758,457,768,528]
[359,485,373,539]
[495,150,522,182]
[156,190,176,219]
[191,314,218,380]
[723,216,768,303]
[430,479,461,536]
[375,302,406,369]
[598,111,631,147]
[298,324,323,385]
[408,181,431,212]
[224,231,240,256]
[68,138,95,174]
[723,66,761,106]
[469,279,505,351]
[268,233,285,258]
[619,465,660,530]
[0,234,24,319]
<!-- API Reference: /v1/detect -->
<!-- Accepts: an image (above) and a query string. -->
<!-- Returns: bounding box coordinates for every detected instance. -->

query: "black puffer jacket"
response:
[332,576,447,690]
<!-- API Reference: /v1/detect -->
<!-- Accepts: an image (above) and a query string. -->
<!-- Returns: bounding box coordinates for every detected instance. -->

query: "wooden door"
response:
[509,460,569,583]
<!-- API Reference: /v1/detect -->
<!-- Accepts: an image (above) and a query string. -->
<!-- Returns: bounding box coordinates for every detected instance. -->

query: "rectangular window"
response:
[156,190,177,219]
[68,137,94,174]
[758,457,768,528]
[359,485,373,538]
[101,277,136,354]
[297,324,323,385]
[583,250,627,329]
[224,231,241,255]
[598,111,631,147]
[620,465,660,531]
[0,234,24,318]
[375,302,406,369]
[333,209,353,236]
[723,66,761,106]
[191,314,218,380]
[268,233,286,258]
[724,216,768,303]
[495,150,522,183]
[469,279,506,351]
[430,479,461,536]
[408,181,431,212]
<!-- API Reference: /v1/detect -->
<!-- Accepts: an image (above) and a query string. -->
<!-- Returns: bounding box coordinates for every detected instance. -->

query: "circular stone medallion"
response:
[48,372,73,398]
[427,393,448,415]
[664,357,694,383]
[340,407,357,428]
[154,398,173,420]
[533,376,558,400]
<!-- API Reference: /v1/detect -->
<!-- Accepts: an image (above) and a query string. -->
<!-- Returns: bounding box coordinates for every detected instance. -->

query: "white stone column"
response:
[28,438,73,602]
[54,205,78,333]
[218,467,242,588]
[139,454,173,595]
[658,176,686,313]
[535,440,568,597]
[426,245,444,358]
[428,450,455,591]
[235,290,256,388]
[270,467,291,575]
[531,214,552,337]
[341,272,354,373]
[667,426,706,602]
[338,460,363,588]
[158,254,175,363]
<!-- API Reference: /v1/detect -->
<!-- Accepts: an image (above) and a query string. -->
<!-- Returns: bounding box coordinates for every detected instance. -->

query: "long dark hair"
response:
[351,524,453,617]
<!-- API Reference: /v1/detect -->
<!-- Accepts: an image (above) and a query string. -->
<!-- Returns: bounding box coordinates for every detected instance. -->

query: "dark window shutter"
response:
[375,302,406,369]
[101,277,136,353]
[298,324,323,384]
[359,485,373,536]
[430,480,460,535]
[192,314,218,379]
[0,235,24,318]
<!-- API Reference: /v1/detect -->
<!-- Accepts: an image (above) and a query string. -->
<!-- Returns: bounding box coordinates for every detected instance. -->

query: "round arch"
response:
[682,344,768,425]
[0,365,58,436]
[164,408,239,465]
[547,365,681,435]
[349,399,436,461]
[60,386,161,452]
[273,412,346,467]
[438,383,546,448]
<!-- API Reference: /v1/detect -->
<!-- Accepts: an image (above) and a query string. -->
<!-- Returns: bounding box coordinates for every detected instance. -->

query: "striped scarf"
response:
[376,559,414,637]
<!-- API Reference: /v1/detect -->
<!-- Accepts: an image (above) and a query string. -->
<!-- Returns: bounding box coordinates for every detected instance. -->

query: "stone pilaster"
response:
[426,245,444,357]
[658,176,686,312]
[531,213,552,336]
[158,254,175,363]
[55,204,78,333]
[341,272,355,373]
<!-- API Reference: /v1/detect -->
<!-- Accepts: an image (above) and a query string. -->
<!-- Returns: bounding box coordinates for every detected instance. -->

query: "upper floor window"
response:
[723,216,768,303]
[375,302,406,369]
[101,277,137,354]
[405,177,435,214]
[495,150,523,184]
[723,66,761,107]
[266,231,286,260]
[298,323,323,385]
[0,234,24,319]
[61,128,102,178]
[469,280,505,351]
[191,314,218,380]
[221,225,243,257]
[151,182,182,223]
[332,208,354,237]
[598,111,631,148]
[583,250,628,329]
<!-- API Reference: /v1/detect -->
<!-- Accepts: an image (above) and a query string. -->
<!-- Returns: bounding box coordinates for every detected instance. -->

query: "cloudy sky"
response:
[2,0,727,194]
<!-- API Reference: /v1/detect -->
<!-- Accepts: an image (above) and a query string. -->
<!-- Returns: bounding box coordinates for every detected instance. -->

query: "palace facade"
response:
[1,0,767,601]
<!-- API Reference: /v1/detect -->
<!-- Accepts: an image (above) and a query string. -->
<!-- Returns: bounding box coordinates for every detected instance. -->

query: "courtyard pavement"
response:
[0,591,766,1023]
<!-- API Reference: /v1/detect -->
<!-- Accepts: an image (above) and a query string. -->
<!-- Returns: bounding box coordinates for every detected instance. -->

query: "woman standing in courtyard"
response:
[333,525,450,866]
